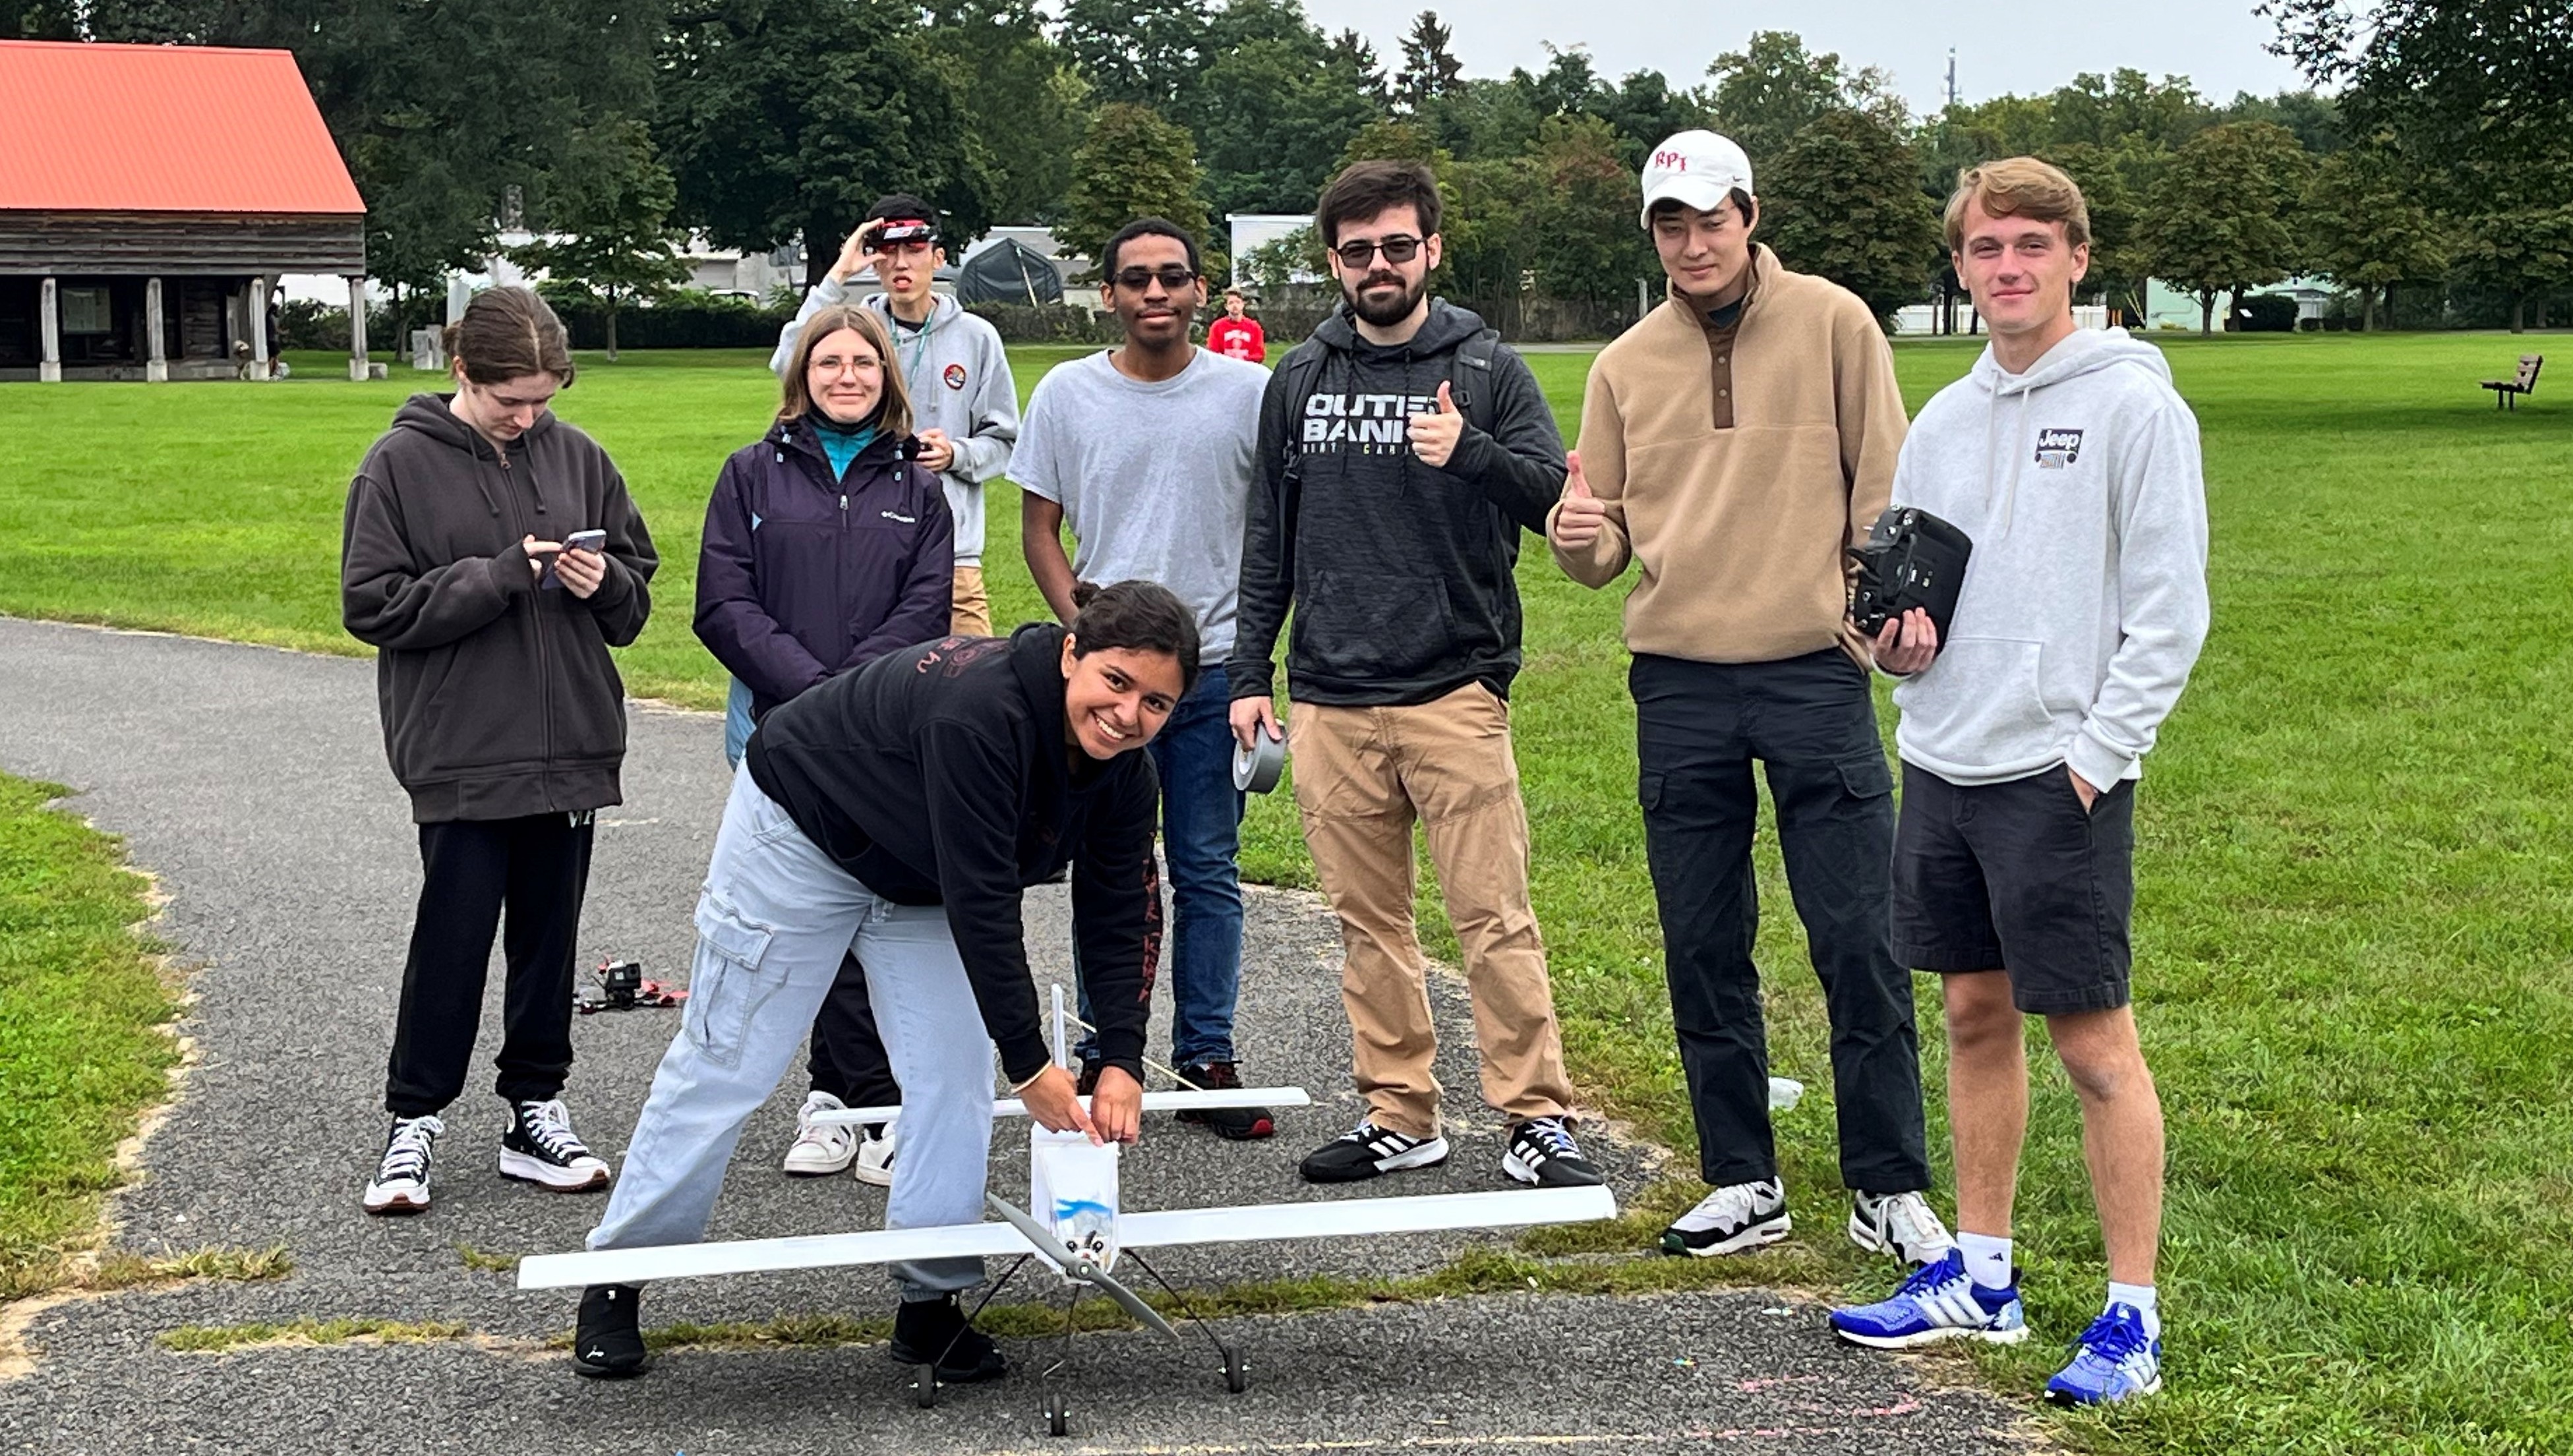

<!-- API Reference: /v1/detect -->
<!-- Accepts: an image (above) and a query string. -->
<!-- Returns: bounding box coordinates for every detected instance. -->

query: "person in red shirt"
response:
[1208,288,1266,363]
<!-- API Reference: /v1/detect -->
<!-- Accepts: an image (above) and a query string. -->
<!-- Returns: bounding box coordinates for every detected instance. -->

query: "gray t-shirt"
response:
[1013,347,1269,658]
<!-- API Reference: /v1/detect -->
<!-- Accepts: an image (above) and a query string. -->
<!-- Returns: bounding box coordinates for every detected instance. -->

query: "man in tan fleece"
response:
[1550,130,1951,1266]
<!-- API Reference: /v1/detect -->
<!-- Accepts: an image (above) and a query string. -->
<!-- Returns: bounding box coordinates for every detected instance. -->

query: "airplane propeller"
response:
[985,1192,1178,1339]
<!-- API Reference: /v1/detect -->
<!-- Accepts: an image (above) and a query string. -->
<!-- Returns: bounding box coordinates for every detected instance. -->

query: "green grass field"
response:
[1,331,2567,1452]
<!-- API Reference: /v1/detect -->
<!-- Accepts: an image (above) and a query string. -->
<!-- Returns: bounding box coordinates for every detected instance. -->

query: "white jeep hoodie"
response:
[1889,328,2209,789]
[771,285,1020,566]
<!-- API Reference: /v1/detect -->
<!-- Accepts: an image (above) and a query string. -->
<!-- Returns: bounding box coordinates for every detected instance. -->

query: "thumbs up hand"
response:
[1552,450,1610,550]
[1407,379,1465,469]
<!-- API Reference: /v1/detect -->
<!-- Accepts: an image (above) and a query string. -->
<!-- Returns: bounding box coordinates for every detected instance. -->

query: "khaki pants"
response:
[950,566,992,637]
[1288,683,1574,1138]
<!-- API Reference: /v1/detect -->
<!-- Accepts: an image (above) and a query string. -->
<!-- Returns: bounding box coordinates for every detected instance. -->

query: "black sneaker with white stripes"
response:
[1660,1177,1792,1257]
[500,1098,612,1192]
[1501,1115,1605,1188]
[361,1114,443,1215]
[1299,1121,1450,1183]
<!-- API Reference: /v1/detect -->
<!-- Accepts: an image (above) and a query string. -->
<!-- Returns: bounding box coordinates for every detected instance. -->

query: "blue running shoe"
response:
[1829,1249,2028,1349]
[2046,1303,2163,1405]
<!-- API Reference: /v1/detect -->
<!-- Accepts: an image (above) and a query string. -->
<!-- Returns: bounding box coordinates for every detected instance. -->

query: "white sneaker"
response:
[363,1115,444,1215]
[850,1123,897,1188]
[1849,1189,1956,1265]
[1660,1178,1790,1256]
[782,1091,858,1177]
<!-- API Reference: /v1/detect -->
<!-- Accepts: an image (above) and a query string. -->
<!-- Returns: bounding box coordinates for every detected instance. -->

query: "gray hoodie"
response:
[1888,329,2209,789]
[771,285,1018,565]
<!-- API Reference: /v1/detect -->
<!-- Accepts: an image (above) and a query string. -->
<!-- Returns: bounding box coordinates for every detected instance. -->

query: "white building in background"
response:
[1226,213,1320,287]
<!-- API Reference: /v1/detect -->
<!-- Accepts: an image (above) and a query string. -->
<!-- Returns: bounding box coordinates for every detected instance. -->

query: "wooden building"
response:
[0,40,368,382]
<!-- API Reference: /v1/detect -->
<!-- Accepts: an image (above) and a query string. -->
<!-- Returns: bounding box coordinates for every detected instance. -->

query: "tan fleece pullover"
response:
[1549,246,1907,665]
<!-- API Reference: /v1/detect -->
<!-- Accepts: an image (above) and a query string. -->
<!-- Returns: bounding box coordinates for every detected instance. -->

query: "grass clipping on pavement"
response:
[0,774,187,1303]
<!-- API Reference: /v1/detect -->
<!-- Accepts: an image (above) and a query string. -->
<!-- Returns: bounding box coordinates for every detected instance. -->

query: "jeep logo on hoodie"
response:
[2034,428,2085,469]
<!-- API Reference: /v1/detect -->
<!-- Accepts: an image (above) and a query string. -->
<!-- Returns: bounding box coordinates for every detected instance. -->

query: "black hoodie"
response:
[1227,299,1566,707]
[745,624,1161,1084]
[342,395,657,823]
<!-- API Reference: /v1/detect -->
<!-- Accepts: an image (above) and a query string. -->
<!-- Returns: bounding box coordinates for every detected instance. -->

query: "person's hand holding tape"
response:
[1227,698,1285,794]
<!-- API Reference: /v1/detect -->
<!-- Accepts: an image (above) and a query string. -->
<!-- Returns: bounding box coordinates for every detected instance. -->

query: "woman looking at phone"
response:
[695,303,957,1185]
[340,285,657,1215]
[573,581,1193,1385]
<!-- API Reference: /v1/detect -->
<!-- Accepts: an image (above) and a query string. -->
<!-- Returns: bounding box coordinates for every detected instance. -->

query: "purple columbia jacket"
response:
[694,419,956,722]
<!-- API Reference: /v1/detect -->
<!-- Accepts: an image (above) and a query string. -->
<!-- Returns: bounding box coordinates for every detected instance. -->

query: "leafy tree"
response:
[1519,115,1655,310]
[926,0,1090,225]
[657,0,991,287]
[2045,69,2208,152]
[1760,107,1940,327]
[1058,103,1208,276]
[2140,121,2312,333]
[1514,45,1607,121]
[1704,30,1906,167]
[2265,0,2573,211]
[509,120,691,361]
[2452,208,2573,333]
[1239,225,1325,290]
[2039,141,2153,316]
[3,0,77,38]
[1393,10,1463,113]
[1057,0,1210,111]
[1593,69,1711,163]
[2301,142,2448,330]
[2212,88,2343,154]
[1191,20,1384,217]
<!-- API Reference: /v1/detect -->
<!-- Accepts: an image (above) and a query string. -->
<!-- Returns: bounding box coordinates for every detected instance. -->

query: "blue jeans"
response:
[724,676,755,768]
[587,764,997,1299]
[1078,662,1245,1067]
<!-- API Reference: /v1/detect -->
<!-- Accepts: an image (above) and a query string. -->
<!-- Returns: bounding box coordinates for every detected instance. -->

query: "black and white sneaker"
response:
[1299,1121,1450,1183]
[572,1284,649,1379]
[1660,1178,1791,1257]
[1848,1189,1956,1266]
[889,1293,1007,1382]
[500,1098,612,1192]
[1501,1115,1605,1188]
[361,1114,443,1215]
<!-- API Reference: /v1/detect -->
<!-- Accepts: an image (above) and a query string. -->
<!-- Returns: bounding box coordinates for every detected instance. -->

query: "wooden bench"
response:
[2481,354,2542,409]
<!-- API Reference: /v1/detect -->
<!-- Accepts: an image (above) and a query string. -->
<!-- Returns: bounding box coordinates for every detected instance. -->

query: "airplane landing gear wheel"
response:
[1224,1347,1249,1394]
[912,1372,939,1409]
[1047,1391,1070,1437]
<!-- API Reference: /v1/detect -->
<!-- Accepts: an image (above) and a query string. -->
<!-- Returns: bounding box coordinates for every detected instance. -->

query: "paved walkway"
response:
[0,617,2032,1454]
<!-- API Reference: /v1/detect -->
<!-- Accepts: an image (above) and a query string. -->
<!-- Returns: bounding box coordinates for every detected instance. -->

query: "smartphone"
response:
[540,529,609,589]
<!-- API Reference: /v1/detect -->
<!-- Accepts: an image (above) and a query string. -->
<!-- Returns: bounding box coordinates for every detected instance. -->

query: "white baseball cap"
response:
[1639,130,1755,229]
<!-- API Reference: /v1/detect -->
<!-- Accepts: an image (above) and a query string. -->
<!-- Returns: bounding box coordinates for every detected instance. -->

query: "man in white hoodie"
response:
[1825,159,2208,1409]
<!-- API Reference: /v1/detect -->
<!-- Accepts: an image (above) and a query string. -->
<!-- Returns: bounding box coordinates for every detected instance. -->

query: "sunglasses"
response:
[1111,265,1199,291]
[1332,235,1424,268]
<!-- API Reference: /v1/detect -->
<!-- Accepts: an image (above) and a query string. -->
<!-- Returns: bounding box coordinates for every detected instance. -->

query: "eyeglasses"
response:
[1332,235,1423,268]
[1111,265,1199,291]
[810,353,883,376]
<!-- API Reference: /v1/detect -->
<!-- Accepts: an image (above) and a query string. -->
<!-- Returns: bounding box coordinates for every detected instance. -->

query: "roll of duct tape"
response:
[1231,727,1286,794]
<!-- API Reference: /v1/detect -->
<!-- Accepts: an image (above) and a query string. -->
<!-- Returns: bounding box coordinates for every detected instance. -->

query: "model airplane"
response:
[518,989,1620,1437]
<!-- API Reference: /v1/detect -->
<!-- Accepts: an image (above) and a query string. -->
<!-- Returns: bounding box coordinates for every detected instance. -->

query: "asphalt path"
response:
[0,616,2035,1454]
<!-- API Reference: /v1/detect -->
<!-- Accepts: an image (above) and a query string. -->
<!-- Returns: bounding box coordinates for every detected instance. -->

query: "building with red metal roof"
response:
[0,39,370,382]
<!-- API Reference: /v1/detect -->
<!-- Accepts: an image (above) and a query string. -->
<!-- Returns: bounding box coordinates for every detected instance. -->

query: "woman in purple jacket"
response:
[695,303,955,1184]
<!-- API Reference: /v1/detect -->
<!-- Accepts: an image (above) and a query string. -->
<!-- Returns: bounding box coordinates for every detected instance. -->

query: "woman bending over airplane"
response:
[571,580,1192,1382]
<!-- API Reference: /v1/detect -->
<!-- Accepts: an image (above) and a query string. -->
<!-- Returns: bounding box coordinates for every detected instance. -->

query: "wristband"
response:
[1008,1067,1050,1095]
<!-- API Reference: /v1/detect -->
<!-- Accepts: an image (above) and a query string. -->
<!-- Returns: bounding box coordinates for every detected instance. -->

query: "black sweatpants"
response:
[384,813,595,1118]
[1630,649,1930,1194]
[807,952,901,1109]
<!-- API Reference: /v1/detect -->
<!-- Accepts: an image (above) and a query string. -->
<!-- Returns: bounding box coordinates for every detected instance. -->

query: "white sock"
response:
[1956,1231,2013,1291]
[2106,1281,2160,1339]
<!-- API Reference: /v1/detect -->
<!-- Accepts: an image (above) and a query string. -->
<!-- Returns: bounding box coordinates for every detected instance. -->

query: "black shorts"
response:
[1891,762,2135,1015]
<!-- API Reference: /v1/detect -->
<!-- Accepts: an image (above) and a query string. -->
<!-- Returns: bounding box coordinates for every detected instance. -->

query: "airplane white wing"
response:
[808,1088,1312,1127]
[517,1186,1614,1291]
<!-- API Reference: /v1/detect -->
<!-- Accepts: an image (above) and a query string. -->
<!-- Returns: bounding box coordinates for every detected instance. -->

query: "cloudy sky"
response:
[1295,1,2317,115]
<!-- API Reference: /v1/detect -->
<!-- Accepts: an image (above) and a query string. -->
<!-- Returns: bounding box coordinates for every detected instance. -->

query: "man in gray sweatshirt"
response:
[1824,159,2207,1409]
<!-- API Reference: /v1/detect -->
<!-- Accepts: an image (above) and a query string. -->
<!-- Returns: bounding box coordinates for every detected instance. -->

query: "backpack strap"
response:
[1442,327,1504,438]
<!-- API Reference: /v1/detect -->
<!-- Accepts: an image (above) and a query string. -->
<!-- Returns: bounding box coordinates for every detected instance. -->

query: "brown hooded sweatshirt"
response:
[341,394,657,823]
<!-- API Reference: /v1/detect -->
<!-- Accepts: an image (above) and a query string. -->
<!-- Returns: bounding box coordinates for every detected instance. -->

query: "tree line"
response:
[13,1,2566,338]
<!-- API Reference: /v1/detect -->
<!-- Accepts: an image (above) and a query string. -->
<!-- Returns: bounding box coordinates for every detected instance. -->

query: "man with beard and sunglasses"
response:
[1229,160,1604,1192]
[1016,219,1276,1140]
